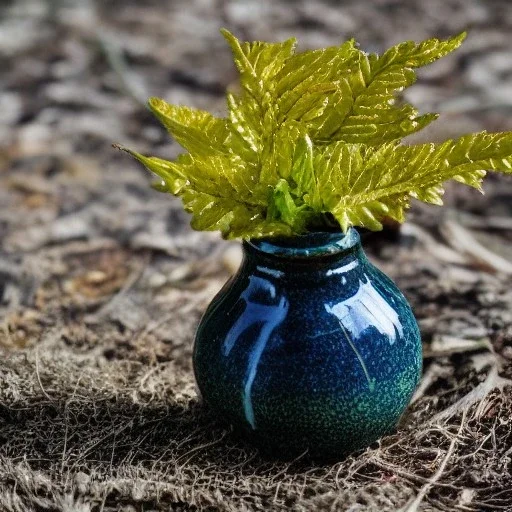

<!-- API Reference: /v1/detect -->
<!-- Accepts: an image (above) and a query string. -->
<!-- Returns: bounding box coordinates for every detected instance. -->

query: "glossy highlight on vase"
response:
[193,229,422,459]
[222,275,289,429]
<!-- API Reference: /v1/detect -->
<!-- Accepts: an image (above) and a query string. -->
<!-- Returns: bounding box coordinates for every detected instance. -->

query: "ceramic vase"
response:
[193,229,422,459]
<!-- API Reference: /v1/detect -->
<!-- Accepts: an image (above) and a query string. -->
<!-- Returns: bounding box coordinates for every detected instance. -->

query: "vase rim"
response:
[244,228,360,259]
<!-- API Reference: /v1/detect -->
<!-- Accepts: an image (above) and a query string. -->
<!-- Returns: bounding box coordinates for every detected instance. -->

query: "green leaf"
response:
[267,179,310,232]
[376,32,466,69]
[322,132,512,232]
[290,134,314,196]
[274,40,359,100]
[228,218,294,239]
[226,92,261,157]
[258,120,306,186]
[221,29,296,105]
[115,145,273,238]
[271,33,465,145]
[148,98,230,156]
[118,30,512,239]
[191,154,265,205]
[336,33,466,143]
[180,187,291,239]
[114,145,188,194]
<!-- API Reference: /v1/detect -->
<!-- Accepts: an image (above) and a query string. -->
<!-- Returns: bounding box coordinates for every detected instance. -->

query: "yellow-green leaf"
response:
[148,98,230,156]
[118,30,512,239]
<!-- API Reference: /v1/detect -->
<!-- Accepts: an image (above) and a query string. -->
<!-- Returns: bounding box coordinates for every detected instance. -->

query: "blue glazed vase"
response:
[193,229,422,459]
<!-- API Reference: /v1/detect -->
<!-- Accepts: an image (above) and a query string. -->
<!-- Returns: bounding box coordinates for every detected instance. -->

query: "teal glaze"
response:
[193,229,422,459]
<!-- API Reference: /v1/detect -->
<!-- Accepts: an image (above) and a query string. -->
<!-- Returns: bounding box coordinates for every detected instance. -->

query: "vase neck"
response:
[242,229,363,271]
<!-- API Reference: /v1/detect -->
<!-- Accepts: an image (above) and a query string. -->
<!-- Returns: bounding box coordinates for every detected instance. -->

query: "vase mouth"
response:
[244,228,360,259]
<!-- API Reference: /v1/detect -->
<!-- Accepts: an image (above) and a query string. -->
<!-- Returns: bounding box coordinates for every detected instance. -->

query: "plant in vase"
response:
[117,30,512,458]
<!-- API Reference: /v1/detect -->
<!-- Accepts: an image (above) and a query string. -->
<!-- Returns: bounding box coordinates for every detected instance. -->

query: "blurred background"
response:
[1,1,512,511]
[2,0,512,252]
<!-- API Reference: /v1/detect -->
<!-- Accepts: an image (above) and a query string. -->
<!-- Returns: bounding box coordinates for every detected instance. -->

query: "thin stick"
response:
[35,347,52,401]
[401,411,466,512]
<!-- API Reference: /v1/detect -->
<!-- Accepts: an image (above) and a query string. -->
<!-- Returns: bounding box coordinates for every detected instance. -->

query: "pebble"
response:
[74,471,90,494]
[298,2,357,33]
[0,92,22,126]
[403,85,449,110]
[16,123,53,155]
[225,0,274,25]
[147,272,167,288]
[487,82,512,105]
[0,19,47,56]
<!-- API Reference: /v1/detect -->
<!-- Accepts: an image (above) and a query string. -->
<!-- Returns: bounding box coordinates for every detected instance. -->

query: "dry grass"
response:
[0,243,511,511]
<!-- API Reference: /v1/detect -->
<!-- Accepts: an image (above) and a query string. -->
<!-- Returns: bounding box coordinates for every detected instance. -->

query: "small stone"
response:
[148,272,167,288]
[225,1,272,25]
[486,51,512,74]
[85,270,108,284]
[403,85,448,110]
[439,95,481,113]
[0,92,22,126]
[298,3,357,33]
[168,264,193,283]
[131,481,146,501]
[488,82,512,104]
[50,215,90,242]
[74,471,90,494]
[17,123,53,155]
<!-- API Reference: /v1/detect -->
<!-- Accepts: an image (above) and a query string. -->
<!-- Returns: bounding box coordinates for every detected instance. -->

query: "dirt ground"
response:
[1,0,512,510]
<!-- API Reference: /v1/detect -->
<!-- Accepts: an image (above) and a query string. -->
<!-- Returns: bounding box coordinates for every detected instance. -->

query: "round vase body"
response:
[193,230,422,459]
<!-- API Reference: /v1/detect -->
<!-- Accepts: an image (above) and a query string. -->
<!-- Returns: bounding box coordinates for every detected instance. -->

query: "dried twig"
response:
[34,347,53,402]
[401,412,467,512]
[400,223,468,264]
[429,366,512,424]
[440,219,512,274]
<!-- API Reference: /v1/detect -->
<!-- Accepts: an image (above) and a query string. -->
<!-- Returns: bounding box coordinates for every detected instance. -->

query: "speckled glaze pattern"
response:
[193,229,422,459]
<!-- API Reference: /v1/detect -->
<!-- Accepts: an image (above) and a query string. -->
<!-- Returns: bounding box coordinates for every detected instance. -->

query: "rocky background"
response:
[1,0,512,510]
